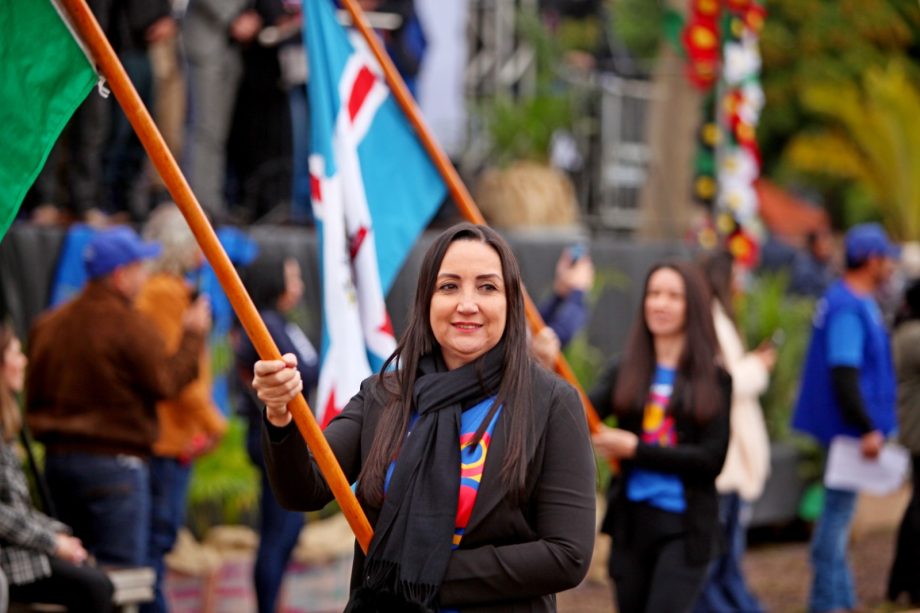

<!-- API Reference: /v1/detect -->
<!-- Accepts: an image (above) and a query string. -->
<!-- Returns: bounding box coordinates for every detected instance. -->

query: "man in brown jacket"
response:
[26,226,211,567]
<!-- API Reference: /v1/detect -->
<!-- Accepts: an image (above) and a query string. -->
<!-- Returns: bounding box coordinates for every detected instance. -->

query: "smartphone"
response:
[569,243,587,264]
[767,328,785,348]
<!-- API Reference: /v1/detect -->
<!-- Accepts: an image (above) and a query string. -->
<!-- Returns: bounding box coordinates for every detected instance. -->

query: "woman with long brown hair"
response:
[695,249,774,613]
[590,261,731,613]
[250,222,596,612]
[0,323,113,611]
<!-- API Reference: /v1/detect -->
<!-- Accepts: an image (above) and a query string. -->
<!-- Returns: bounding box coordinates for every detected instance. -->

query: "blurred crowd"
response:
[0,208,918,612]
[19,0,425,229]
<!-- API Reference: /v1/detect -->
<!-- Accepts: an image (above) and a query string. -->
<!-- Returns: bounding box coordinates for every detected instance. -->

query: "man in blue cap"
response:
[25,226,211,569]
[792,222,900,613]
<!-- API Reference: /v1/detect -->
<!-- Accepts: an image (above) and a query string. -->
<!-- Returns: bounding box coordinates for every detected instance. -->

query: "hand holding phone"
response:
[555,244,594,296]
[768,328,785,348]
[755,329,782,371]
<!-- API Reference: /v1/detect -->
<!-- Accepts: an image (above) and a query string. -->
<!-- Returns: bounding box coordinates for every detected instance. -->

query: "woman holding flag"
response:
[589,261,731,613]
[251,222,596,611]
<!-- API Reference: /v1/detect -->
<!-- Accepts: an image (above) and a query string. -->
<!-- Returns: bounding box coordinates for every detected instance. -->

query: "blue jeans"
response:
[694,493,763,613]
[809,487,858,612]
[140,457,191,613]
[45,452,151,566]
[247,424,304,613]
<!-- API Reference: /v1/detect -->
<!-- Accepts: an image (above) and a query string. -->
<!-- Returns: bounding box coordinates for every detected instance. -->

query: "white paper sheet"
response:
[824,435,911,495]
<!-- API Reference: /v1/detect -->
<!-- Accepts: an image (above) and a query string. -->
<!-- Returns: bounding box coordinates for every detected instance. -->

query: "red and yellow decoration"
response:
[679,0,767,266]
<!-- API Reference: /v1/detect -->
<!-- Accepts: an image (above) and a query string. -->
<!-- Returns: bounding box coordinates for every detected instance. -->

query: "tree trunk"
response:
[638,0,705,241]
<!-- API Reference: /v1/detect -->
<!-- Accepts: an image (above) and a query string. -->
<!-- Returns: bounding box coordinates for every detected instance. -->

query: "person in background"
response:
[792,222,899,613]
[531,246,595,369]
[26,226,211,567]
[272,0,312,224]
[227,0,295,223]
[235,251,319,613]
[354,0,427,97]
[252,223,595,611]
[694,249,775,613]
[0,323,114,612]
[104,0,176,222]
[135,203,225,613]
[147,0,188,208]
[31,0,174,225]
[590,260,731,613]
[183,0,261,220]
[790,229,835,298]
[887,279,920,606]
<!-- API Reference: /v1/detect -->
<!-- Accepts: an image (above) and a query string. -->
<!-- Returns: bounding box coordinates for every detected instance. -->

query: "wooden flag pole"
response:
[339,0,603,434]
[58,0,374,553]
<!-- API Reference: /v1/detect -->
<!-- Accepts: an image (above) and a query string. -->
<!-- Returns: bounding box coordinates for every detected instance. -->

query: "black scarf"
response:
[346,344,505,612]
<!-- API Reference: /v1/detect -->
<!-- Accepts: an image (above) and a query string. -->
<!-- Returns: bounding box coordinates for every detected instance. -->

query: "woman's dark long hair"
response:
[241,250,288,312]
[700,248,735,324]
[895,279,920,328]
[0,324,22,442]
[357,223,533,507]
[613,260,722,423]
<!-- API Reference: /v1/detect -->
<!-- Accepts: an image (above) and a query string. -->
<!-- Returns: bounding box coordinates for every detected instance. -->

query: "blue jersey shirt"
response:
[792,279,897,446]
[627,365,686,513]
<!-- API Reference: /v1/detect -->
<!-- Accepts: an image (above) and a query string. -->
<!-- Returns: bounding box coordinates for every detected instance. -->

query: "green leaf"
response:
[662,8,685,53]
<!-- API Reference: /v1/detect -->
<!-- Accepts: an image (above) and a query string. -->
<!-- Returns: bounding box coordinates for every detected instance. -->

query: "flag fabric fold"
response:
[304,0,445,427]
[0,0,96,238]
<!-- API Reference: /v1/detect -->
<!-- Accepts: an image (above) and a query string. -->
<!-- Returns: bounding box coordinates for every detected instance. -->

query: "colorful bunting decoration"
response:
[678,0,767,266]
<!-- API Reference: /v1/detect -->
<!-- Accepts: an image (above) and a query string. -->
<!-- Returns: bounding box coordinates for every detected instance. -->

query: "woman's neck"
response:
[653,334,685,369]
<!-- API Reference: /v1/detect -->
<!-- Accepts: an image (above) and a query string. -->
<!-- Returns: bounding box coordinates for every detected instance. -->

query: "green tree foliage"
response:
[784,61,920,239]
[759,0,920,232]
[608,0,664,73]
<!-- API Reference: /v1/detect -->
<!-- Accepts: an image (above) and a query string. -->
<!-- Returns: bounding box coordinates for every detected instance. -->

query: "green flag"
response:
[0,0,96,238]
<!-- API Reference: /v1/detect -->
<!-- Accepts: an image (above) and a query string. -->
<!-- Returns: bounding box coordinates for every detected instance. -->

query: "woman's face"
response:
[277,258,304,313]
[429,240,507,370]
[2,337,27,394]
[644,267,687,340]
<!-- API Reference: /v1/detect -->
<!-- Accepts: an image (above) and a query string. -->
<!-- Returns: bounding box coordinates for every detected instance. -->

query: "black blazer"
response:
[263,364,597,612]
[589,362,731,565]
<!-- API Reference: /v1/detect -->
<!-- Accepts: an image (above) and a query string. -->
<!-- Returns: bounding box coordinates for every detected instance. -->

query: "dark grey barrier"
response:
[215,225,689,364]
[0,224,687,365]
[0,225,68,340]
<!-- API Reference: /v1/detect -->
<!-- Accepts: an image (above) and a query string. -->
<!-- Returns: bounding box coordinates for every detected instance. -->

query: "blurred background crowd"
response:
[2,0,920,611]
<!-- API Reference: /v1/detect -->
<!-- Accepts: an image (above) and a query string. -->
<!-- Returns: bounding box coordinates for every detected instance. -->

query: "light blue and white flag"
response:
[304,0,445,427]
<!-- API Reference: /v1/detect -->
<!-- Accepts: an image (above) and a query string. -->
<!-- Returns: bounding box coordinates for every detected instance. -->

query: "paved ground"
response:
[559,486,920,613]
[166,525,913,612]
[559,528,904,613]
[162,490,916,612]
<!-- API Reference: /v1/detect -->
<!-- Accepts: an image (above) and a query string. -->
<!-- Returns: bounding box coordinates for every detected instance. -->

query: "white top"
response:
[712,302,772,501]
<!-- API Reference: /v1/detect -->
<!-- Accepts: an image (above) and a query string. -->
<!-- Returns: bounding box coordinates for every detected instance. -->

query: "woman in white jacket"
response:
[695,250,776,613]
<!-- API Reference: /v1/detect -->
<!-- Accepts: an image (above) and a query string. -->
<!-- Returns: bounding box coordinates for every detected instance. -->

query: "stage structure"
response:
[458,0,654,233]
[461,0,538,172]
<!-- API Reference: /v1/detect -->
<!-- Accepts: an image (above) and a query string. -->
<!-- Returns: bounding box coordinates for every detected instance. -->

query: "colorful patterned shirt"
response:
[626,365,686,513]
[383,396,502,548]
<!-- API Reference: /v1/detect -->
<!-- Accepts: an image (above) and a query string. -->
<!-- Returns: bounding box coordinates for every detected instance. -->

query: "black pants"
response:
[609,502,709,613]
[888,454,920,604]
[9,557,114,613]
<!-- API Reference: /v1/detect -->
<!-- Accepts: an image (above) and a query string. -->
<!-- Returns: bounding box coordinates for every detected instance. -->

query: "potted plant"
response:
[736,272,824,527]
[473,12,586,230]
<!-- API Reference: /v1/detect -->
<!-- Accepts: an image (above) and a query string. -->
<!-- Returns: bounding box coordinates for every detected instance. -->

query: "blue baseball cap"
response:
[84,226,162,279]
[844,223,900,266]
